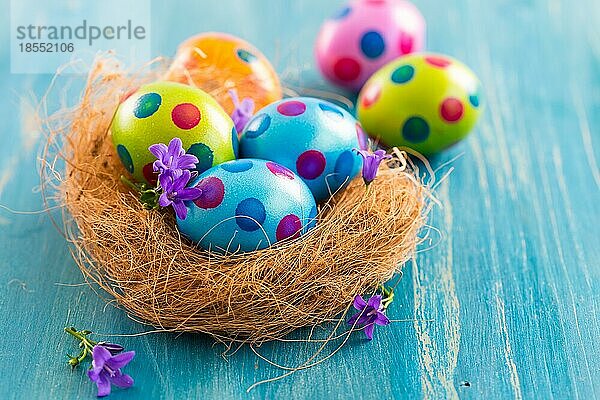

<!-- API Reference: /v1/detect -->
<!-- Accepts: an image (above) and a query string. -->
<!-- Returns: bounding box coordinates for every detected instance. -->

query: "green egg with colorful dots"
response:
[111,81,237,184]
[357,53,483,155]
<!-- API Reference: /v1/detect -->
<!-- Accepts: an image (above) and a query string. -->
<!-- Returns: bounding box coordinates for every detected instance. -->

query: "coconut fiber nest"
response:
[42,57,427,344]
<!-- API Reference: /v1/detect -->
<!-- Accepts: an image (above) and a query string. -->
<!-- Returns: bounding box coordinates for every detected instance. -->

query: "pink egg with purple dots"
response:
[177,159,317,254]
[239,97,366,202]
[315,0,426,92]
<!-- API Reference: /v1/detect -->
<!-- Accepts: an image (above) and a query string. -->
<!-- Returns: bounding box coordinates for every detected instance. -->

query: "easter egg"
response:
[111,81,237,184]
[315,0,425,92]
[177,159,317,254]
[357,53,483,154]
[165,32,282,115]
[239,97,364,202]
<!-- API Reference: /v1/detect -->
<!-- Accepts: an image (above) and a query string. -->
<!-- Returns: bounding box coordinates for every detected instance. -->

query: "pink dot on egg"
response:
[425,55,451,68]
[296,150,326,180]
[440,97,464,123]
[399,32,414,54]
[277,101,307,116]
[193,177,225,209]
[266,161,295,180]
[172,103,201,129]
[333,57,361,82]
[276,214,302,241]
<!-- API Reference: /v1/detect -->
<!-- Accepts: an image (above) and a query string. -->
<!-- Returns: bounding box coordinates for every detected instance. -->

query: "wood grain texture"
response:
[0,0,598,398]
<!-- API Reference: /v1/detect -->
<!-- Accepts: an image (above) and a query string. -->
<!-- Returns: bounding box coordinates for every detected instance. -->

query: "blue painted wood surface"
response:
[0,0,599,398]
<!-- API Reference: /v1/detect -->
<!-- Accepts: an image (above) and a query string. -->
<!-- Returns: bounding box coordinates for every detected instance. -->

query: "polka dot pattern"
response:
[235,198,266,232]
[187,143,214,174]
[360,31,385,59]
[236,48,257,63]
[425,55,451,68]
[116,144,134,173]
[245,114,271,138]
[391,64,414,84]
[399,32,414,54]
[276,214,302,241]
[469,93,480,108]
[318,102,344,120]
[142,162,158,186]
[194,177,225,209]
[440,98,464,122]
[172,103,201,129]
[221,159,253,173]
[333,150,356,184]
[333,57,361,81]
[133,92,161,118]
[402,116,430,143]
[231,126,239,157]
[296,150,326,180]
[277,101,307,117]
[361,83,381,108]
[266,162,295,180]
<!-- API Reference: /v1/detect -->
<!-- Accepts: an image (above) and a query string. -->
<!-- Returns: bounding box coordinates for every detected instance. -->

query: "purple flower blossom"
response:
[158,169,202,220]
[97,342,124,355]
[229,89,255,133]
[354,149,392,186]
[87,345,135,397]
[149,137,198,173]
[348,294,390,340]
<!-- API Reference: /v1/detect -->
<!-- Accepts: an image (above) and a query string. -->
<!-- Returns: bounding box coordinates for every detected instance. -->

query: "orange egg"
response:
[165,32,282,115]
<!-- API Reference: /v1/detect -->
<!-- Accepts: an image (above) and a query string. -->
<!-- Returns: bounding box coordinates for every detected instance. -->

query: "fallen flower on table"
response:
[64,327,135,397]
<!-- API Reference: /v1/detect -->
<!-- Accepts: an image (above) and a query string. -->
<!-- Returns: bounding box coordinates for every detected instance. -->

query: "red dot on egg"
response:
[361,82,381,108]
[425,55,451,68]
[276,214,302,241]
[172,103,201,129]
[194,177,225,209]
[277,101,307,117]
[440,97,464,123]
[333,57,361,81]
[142,162,159,186]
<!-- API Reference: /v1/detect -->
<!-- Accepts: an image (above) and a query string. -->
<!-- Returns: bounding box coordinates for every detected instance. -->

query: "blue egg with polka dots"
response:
[176,159,317,254]
[239,97,364,202]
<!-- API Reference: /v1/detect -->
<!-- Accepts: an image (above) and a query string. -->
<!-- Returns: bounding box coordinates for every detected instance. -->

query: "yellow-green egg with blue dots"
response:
[357,53,483,155]
[111,81,237,184]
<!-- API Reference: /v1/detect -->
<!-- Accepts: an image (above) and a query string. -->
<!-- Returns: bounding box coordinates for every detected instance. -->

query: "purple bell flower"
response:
[348,294,391,340]
[149,137,198,173]
[158,169,202,220]
[87,345,135,397]
[229,89,255,133]
[354,149,391,186]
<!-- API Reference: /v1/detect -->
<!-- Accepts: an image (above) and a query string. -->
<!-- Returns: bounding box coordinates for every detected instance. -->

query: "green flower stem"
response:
[64,327,98,367]
[379,284,395,310]
[120,176,140,192]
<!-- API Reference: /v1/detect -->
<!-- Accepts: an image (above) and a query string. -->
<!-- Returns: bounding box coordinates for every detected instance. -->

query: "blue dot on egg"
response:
[469,93,480,108]
[391,65,414,84]
[187,143,214,174]
[221,159,253,173]
[333,150,356,185]
[231,126,239,157]
[117,144,134,173]
[133,92,161,118]
[332,6,351,20]
[402,116,430,143]
[318,102,344,120]
[360,31,385,59]
[237,49,257,64]
[244,114,271,138]
[235,198,266,232]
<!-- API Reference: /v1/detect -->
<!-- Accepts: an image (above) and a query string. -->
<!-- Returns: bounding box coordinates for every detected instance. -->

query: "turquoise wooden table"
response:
[1,0,599,398]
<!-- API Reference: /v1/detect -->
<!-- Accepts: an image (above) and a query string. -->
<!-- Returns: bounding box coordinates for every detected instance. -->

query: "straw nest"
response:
[42,57,427,343]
